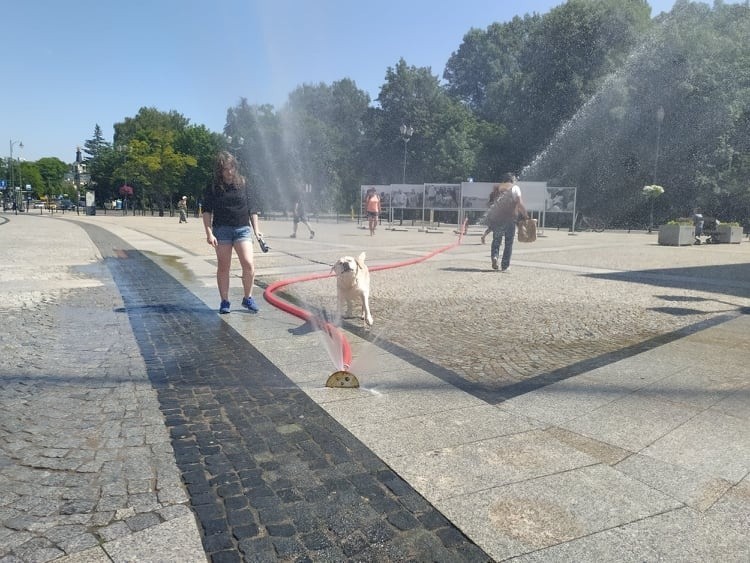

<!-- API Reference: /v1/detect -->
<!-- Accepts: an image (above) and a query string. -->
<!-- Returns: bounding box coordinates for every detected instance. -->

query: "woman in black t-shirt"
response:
[202,150,261,314]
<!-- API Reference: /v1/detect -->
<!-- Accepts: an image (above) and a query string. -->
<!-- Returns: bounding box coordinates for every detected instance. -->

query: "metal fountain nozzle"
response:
[325,370,359,388]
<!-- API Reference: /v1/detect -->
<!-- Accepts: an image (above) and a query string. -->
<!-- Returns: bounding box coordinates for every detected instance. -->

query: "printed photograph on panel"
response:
[388,184,424,209]
[424,184,460,209]
[546,187,576,212]
[461,182,495,210]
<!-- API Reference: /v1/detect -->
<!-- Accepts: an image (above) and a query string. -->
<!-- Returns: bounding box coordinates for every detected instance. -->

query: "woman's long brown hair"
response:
[212,150,246,191]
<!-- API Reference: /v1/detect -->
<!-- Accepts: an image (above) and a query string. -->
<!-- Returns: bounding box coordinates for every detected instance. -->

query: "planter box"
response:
[716,224,742,244]
[658,224,694,246]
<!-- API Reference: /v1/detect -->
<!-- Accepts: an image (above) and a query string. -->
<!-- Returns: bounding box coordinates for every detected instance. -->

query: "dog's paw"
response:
[364,314,373,326]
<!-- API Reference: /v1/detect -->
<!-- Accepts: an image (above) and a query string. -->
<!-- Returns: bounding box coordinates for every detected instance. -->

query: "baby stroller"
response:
[695,217,720,244]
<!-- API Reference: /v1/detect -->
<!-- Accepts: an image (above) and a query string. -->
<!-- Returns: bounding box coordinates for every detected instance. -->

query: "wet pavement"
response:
[1,211,749,562]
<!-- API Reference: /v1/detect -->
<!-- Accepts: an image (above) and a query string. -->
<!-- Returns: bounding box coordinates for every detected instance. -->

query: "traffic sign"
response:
[0,180,6,189]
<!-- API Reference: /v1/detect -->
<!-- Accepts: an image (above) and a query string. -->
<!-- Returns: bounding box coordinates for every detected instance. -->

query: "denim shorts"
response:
[213,225,253,244]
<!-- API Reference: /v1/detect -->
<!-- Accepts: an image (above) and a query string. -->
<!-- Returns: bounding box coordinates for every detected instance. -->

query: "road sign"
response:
[0,180,6,189]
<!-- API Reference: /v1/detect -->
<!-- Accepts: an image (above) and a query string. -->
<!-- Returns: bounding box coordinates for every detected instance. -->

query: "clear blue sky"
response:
[3,0,694,162]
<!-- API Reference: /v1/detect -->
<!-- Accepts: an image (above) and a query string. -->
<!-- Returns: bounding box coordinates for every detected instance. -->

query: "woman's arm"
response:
[203,212,217,247]
[250,212,261,236]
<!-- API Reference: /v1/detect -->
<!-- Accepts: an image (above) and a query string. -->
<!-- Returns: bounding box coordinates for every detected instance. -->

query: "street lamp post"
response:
[649,107,665,233]
[652,106,665,185]
[399,124,414,184]
[9,139,23,212]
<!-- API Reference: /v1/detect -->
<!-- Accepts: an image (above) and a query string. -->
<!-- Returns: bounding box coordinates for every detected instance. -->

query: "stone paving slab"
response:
[438,464,684,560]
[640,408,750,483]
[614,453,734,511]
[557,390,704,452]
[346,405,544,460]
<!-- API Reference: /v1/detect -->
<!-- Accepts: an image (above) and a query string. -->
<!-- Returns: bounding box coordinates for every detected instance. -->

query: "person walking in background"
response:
[202,150,260,314]
[487,172,528,272]
[178,195,188,223]
[365,187,380,236]
[290,190,314,239]
[693,207,704,243]
[480,184,503,244]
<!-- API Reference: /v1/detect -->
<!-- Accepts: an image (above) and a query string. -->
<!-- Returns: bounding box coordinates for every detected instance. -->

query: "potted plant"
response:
[658,218,695,246]
[716,222,743,244]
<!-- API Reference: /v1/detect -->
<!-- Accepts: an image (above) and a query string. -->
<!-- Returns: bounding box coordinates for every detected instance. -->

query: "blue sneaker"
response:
[242,296,260,313]
[219,300,231,314]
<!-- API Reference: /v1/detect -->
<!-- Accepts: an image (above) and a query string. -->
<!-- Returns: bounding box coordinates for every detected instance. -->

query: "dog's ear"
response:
[355,252,366,270]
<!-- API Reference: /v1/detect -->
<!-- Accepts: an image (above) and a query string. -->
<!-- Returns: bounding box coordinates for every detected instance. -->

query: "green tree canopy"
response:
[35,157,69,195]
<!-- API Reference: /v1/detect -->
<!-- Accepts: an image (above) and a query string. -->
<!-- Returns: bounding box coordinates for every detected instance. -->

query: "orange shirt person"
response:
[365,188,380,236]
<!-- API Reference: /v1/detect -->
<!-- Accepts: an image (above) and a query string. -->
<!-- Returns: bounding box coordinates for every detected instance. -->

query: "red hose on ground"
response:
[264,219,468,371]
[264,271,353,368]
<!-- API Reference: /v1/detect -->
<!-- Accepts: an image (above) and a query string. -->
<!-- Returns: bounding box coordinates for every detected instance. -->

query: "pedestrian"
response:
[365,187,380,236]
[201,150,261,314]
[692,207,704,242]
[290,190,315,239]
[487,172,529,272]
[178,196,188,223]
[480,184,503,244]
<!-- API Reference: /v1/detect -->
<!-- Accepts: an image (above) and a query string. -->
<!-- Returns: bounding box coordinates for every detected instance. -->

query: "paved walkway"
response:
[1,211,748,562]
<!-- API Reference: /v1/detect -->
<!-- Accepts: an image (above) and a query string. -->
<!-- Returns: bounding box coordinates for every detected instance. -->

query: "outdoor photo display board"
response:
[360,182,575,227]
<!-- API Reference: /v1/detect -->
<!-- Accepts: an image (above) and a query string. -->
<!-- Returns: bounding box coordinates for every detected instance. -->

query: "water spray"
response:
[263,231,466,388]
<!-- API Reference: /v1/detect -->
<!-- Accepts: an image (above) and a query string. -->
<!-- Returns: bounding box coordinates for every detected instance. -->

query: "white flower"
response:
[642,184,665,196]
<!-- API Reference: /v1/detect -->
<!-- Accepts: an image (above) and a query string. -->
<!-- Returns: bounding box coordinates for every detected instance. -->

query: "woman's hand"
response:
[206,232,218,247]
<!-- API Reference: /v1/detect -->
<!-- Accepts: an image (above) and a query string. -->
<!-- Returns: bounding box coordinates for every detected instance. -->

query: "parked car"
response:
[58,199,76,211]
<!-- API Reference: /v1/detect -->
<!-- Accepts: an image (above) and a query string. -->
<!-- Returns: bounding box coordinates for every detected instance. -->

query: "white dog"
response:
[331,252,373,327]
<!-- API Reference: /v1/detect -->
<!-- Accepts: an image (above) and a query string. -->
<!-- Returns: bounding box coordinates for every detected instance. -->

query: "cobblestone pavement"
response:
[259,224,750,402]
[2,212,749,562]
[0,217,199,562]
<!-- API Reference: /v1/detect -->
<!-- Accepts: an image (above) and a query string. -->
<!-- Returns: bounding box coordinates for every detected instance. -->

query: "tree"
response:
[444,15,542,120]
[225,99,285,211]
[444,2,650,175]
[280,79,371,211]
[17,161,43,199]
[370,58,478,185]
[35,157,69,196]
[113,132,197,212]
[174,125,224,202]
[110,107,198,211]
[83,124,110,161]
[520,1,750,224]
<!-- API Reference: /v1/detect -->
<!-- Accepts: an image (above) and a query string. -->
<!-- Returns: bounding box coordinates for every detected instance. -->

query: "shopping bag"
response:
[517,218,537,242]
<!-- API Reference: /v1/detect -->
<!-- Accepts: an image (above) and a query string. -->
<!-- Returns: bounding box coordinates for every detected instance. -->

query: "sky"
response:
[1,0,713,163]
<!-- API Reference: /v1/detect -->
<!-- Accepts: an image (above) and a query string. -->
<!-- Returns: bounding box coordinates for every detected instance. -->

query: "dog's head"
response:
[332,252,367,281]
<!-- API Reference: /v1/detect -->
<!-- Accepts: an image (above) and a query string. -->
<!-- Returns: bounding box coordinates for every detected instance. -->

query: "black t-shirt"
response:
[202,184,253,228]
